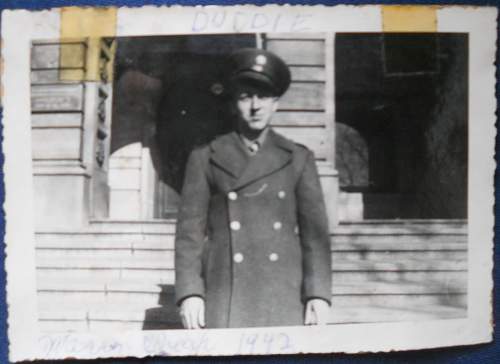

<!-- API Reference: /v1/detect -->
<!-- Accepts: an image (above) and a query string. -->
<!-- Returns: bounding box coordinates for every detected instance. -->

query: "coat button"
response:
[233,253,244,263]
[269,253,279,262]
[273,222,282,230]
[249,142,260,153]
[294,225,300,235]
[228,191,238,201]
[278,190,286,199]
[230,221,241,231]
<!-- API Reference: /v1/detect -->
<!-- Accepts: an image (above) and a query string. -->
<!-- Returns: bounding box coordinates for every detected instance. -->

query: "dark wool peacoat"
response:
[174,129,332,328]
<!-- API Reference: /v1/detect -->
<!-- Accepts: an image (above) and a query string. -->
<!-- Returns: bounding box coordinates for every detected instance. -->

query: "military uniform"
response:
[174,48,332,328]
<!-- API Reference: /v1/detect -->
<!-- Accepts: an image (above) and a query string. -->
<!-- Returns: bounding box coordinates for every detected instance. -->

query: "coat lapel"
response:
[209,132,248,179]
[233,129,294,190]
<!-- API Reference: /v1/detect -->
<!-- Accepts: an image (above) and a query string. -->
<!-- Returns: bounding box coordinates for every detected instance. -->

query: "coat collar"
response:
[210,129,294,190]
[209,131,248,178]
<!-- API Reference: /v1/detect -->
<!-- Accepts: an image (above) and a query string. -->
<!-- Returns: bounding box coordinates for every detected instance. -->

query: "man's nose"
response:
[250,95,262,109]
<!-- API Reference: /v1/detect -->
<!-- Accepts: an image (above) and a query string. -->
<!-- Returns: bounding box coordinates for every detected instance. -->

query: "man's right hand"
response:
[179,296,205,329]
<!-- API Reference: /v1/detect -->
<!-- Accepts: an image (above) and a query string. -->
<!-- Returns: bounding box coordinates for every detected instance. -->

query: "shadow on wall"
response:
[111,35,256,195]
[143,285,183,330]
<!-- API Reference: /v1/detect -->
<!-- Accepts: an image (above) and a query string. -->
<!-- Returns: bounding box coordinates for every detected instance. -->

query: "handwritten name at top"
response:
[192,11,313,33]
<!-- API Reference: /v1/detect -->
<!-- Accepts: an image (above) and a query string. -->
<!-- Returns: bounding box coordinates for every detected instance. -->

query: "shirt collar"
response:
[238,127,270,154]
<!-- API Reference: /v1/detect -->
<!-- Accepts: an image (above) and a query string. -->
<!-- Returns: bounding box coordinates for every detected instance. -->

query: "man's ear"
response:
[272,98,279,112]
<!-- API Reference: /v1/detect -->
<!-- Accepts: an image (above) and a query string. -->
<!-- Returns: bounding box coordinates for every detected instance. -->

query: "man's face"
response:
[234,85,279,132]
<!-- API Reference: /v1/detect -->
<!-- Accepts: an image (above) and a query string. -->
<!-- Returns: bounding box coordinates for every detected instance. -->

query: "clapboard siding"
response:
[31,43,86,164]
[31,113,83,128]
[31,40,87,86]
[32,70,61,84]
[266,40,325,65]
[289,66,326,82]
[31,41,86,69]
[271,111,325,126]
[272,126,327,159]
[32,69,86,84]
[108,143,144,219]
[31,84,84,112]
[32,128,82,160]
[35,219,467,332]
[278,82,325,110]
[265,35,329,163]
[31,43,61,69]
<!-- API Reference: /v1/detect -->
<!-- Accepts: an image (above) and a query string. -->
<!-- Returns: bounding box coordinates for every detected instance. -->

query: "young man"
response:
[175,48,332,329]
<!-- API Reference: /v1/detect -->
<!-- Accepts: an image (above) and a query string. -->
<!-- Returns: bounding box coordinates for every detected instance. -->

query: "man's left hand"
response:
[304,299,330,325]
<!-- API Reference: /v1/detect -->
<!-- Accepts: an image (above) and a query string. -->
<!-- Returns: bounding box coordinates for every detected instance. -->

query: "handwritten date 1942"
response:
[237,332,294,355]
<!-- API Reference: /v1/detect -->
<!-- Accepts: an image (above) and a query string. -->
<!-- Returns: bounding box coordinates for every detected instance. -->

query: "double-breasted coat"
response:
[174,129,332,328]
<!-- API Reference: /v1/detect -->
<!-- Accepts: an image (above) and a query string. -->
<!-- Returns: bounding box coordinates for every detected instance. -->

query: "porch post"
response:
[31,38,115,230]
[322,32,339,230]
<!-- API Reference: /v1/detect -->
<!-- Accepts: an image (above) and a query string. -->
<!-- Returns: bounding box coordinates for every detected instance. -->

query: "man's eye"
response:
[238,95,251,101]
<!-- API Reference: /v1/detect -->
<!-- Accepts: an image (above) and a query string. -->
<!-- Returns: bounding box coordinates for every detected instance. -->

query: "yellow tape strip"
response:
[60,7,117,38]
[60,7,117,81]
[382,6,437,32]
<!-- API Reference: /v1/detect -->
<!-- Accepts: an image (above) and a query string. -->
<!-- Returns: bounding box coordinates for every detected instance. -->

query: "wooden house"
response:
[31,33,468,332]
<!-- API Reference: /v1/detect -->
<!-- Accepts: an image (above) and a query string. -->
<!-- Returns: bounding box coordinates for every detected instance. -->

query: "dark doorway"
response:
[111,34,256,217]
[335,33,468,220]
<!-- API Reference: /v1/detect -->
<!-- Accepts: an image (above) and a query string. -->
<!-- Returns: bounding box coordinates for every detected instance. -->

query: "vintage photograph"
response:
[31,32,468,332]
[2,5,495,361]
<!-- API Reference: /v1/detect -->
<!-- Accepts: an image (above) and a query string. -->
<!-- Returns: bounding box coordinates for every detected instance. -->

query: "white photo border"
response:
[1,5,496,361]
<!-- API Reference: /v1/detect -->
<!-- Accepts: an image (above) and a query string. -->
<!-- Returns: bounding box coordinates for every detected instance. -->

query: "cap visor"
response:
[232,71,277,94]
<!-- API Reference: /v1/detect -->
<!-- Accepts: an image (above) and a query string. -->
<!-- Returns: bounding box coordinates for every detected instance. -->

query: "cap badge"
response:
[255,55,267,65]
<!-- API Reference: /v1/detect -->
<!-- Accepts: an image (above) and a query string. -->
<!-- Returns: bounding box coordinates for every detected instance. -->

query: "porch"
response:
[36,219,467,332]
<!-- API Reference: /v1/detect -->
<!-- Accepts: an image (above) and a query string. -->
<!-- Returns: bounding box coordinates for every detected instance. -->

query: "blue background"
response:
[0,0,497,362]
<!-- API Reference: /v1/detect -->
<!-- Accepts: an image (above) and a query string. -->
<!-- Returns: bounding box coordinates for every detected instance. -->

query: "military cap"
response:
[228,48,291,97]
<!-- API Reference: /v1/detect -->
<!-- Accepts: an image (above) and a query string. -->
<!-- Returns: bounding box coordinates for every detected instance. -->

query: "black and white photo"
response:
[1,5,495,361]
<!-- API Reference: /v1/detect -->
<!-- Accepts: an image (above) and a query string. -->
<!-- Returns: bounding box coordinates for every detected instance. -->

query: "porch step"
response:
[36,221,467,253]
[37,292,467,314]
[37,219,177,235]
[37,301,467,333]
[36,254,467,272]
[36,233,175,248]
[34,219,468,332]
[38,270,466,288]
[329,304,466,324]
[334,220,467,235]
[37,275,466,297]
[36,249,467,265]
[38,304,465,325]
[36,235,466,251]
[37,219,466,235]
[37,284,467,311]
